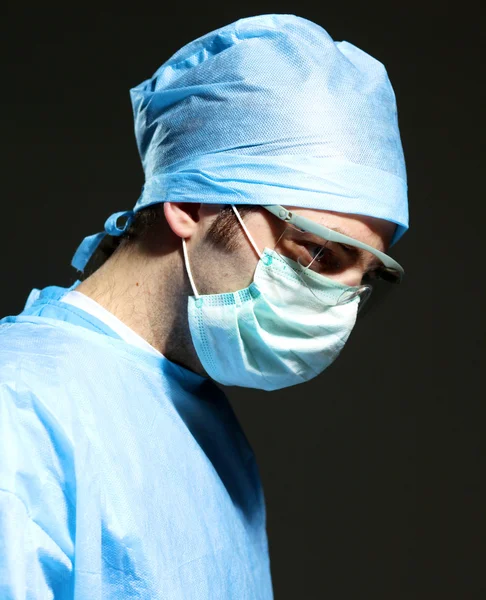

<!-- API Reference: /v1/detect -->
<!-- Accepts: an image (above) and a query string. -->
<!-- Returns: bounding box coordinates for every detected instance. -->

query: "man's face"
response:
[187,205,396,296]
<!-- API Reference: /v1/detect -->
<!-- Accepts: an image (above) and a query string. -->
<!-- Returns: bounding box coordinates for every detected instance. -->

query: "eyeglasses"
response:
[263,205,404,283]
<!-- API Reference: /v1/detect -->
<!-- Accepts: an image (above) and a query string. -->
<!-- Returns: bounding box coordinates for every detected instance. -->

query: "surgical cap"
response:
[72,13,408,272]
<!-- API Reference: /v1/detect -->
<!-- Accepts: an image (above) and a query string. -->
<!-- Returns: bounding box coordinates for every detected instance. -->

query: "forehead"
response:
[288,207,397,252]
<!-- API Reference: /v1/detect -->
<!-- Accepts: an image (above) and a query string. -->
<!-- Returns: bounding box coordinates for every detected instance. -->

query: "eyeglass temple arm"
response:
[262,205,404,278]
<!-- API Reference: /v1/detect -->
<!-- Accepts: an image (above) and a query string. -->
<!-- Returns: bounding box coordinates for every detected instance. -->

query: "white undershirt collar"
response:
[61,290,163,358]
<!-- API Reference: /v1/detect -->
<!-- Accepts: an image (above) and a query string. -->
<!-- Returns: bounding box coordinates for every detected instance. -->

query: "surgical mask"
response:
[183,207,363,391]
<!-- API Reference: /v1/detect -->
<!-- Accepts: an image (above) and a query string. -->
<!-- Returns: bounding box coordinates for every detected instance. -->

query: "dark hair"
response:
[81,203,259,278]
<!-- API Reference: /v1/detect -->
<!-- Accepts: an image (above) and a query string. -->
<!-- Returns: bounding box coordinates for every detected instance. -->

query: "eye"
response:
[304,243,343,273]
[308,244,324,260]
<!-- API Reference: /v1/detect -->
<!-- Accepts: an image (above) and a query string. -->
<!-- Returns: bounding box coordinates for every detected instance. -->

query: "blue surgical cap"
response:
[72,13,408,272]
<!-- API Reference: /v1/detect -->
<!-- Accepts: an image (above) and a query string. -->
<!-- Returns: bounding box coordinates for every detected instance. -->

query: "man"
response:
[0,14,408,599]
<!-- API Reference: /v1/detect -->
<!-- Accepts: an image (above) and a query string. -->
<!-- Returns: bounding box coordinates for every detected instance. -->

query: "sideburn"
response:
[206,205,259,252]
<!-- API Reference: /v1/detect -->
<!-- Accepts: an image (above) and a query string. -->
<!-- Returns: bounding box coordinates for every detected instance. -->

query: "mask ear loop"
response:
[231,205,267,262]
[182,238,204,307]
[183,207,265,306]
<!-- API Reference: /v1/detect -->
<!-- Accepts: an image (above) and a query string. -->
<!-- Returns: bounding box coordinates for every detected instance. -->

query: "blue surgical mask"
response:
[183,208,361,391]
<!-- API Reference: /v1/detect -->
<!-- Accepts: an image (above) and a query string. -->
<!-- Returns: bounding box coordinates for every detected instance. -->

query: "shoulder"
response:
[0,317,75,392]
[0,318,85,448]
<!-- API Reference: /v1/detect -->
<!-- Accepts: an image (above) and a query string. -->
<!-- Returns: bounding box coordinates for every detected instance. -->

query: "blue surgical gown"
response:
[0,285,273,599]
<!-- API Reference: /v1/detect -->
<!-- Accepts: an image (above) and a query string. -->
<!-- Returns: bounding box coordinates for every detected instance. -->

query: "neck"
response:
[75,240,205,376]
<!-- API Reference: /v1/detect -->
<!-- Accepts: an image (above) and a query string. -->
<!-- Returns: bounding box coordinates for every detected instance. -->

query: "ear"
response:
[164,202,202,239]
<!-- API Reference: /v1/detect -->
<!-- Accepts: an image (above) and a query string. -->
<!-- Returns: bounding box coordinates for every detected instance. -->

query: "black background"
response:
[2,2,484,598]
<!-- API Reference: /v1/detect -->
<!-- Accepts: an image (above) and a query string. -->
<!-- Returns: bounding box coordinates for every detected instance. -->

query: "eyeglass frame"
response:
[262,205,404,282]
